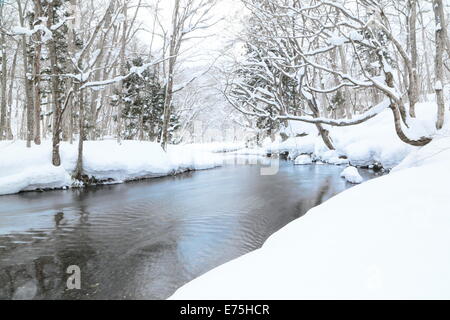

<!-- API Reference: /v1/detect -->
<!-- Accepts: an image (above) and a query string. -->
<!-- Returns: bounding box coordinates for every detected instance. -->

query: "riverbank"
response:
[171,135,450,300]
[0,160,374,299]
[261,101,449,169]
[0,140,231,196]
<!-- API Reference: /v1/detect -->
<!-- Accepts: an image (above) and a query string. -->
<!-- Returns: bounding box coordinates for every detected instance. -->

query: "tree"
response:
[0,1,7,140]
[16,0,35,148]
[434,0,447,130]
[31,0,43,145]
[226,0,434,150]
[160,0,220,151]
[45,0,70,166]
[118,57,174,142]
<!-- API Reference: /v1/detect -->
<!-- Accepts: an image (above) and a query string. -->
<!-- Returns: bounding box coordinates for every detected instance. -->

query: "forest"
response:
[1,0,450,302]
[0,0,449,183]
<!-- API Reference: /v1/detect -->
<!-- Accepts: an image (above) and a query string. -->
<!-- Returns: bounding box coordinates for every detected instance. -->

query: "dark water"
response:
[0,158,378,300]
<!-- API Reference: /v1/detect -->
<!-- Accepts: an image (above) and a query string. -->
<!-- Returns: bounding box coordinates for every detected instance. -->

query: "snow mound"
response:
[340,166,363,184]
[0,140,223,196]
[294,155,313,165]
[267,102,449,169]
[0,165,72,196]
[80,141,173,181]
[267,135,317,159]
[316,150,350,165]
[171,135,450,300]
[168,145,222,171]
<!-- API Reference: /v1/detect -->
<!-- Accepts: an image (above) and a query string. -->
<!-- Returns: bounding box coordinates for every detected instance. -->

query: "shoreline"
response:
[170,136,450,300]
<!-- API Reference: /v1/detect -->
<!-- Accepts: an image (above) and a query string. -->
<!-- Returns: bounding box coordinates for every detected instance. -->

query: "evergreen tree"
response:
[115,57,180,142]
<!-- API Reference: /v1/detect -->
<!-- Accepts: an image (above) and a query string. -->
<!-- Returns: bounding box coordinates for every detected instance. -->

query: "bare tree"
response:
[226,0,433,149]
[434,0,447,130]
[17,0,35,148]
[160,0,219,151]
[32,0,43,145]
[0,2,7,140]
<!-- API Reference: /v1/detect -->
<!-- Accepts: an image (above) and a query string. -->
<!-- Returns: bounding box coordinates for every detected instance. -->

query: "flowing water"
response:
[0,158,379,300]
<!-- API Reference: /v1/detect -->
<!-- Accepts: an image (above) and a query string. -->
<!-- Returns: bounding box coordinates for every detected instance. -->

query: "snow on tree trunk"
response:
[47,0,62,166]
[434,0,447,130]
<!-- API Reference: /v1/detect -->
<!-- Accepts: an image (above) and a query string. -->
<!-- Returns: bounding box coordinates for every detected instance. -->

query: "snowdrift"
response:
[171,136,450,300]
[267,102,450,169]
[0,140,223,196]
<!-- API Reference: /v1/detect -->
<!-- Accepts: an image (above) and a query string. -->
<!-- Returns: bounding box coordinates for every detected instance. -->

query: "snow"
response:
[294,155,313,165]
[232,148,267,156]
[181,142,246,154]
[328,34,346,46]
[0,140,223,196]
[340,166,363,184]
[267,101,449,169]
[349,30,364,41]
[171,136,450,300]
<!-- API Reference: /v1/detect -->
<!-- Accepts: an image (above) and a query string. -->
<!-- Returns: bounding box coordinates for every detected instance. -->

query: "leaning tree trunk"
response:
[307,97,335,151]
[380,59,432,146]
[434,0,447,130]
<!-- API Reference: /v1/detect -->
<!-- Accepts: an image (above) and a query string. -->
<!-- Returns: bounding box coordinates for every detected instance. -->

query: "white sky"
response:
[136,0,246,67]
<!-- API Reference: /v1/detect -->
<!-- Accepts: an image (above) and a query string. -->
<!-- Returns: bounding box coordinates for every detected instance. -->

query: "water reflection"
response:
[0,159,379,300]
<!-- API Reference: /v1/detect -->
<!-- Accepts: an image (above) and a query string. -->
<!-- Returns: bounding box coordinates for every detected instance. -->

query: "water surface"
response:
[0,159,378,300]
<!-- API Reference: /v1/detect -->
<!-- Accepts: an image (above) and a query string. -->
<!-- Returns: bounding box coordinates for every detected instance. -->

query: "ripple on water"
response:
[0,162,379,300]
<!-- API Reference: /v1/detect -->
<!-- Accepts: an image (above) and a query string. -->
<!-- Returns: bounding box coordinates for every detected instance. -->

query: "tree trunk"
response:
[307,97,335,151]
[161,0,181,151]
[0,31,7,140]
[32,0,43,145]
[67,0,77,145]
[380,57,432,147]
[418,2,433,97]
[338,46,353,119]
[89,2,113,140]
[408,0,419,118]
[434,0,450,59]
[47,0,62,166]
[434,0,447,130]
[6,46,18,140]
[117,3,128,145]
[17,0,35,147]
[74,88,84,180]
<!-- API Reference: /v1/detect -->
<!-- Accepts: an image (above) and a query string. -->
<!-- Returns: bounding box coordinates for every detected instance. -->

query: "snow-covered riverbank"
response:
[171,136,450,300]
[264,101,449,169]
[0,140,227,196]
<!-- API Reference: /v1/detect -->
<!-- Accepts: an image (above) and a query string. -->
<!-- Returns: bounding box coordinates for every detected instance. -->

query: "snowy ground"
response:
[171,136,450,300]
[0,140,231,196]
[266,101,450,169]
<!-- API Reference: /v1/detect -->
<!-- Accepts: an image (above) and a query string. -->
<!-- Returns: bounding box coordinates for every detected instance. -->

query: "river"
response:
[0,157,378,300]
